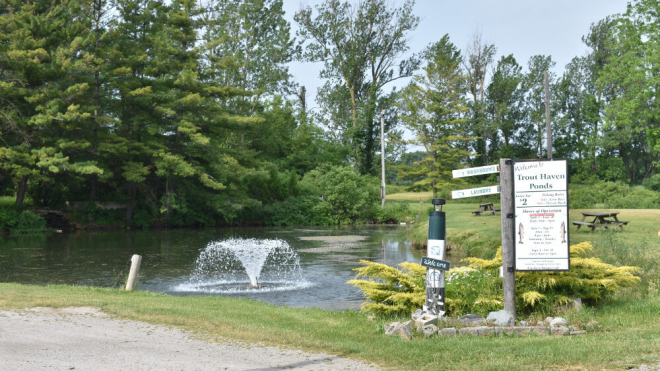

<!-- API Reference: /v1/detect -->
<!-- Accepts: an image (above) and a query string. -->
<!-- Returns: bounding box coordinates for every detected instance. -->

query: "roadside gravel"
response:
[0,307,380,371]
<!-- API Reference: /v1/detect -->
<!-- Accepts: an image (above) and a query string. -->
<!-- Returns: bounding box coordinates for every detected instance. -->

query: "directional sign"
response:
[452,164,500,178]
[421,257,451,271]
[451,185,500,199]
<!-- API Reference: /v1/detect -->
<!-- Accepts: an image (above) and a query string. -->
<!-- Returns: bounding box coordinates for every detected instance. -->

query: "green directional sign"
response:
[421,257,451,271]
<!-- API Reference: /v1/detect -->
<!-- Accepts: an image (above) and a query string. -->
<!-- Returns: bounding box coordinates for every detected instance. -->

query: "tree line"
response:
[1,0,658,228]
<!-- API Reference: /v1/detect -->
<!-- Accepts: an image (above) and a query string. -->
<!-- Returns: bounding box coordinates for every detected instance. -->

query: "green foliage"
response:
[642,174,660,192]
[73,205,125,227]
[464,242,641,314]
[260,195,333,226]
[570,182,660,209]
[371,202,411,224]
[444,266,502,316]
[300,165,379,223]
[348,260,426,317]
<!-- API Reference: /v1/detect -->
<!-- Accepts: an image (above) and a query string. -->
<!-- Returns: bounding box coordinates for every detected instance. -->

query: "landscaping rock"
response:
[439,327,456,337]
[570,330,587,336]
[395,321,414,340]
[414,313,438,329]
[385,322,400,335]
[550,317,568,327]
[551,326,570,336]
[486,310,515,326]
[545,316,554,325]
[459,326,495,336]
[422,324,438,337]
[460,314,486,326]
[411,309,424,322]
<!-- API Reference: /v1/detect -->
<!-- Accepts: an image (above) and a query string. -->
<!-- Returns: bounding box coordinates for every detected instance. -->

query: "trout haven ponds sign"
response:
[513,159,570,271]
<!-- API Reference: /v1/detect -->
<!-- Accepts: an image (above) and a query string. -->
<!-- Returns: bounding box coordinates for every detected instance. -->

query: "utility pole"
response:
[381,110,386,207]
[545,71,552,159]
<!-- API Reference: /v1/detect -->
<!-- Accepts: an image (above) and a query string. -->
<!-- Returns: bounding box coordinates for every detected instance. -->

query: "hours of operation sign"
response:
[513,159,570,271]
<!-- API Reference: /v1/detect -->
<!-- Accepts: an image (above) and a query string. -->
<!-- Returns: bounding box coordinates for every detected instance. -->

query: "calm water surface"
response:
[0,226,458,310]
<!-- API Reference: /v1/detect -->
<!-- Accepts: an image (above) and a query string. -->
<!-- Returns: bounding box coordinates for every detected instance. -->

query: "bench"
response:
[472,203,498,216]
[572,220,630,233]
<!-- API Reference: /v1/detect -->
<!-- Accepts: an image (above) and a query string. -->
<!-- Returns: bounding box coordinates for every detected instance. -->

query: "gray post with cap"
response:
[425,199,446,314]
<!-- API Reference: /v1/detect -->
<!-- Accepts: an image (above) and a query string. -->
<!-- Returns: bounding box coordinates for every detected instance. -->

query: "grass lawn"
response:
[1,283,660,371]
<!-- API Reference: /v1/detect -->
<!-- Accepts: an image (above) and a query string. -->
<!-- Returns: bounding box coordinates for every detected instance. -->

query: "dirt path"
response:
[0,307,380,371]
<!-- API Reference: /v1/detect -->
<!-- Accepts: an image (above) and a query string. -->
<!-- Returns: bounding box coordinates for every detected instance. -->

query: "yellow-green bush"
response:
[350,241,641,317]
[464,242,641,312]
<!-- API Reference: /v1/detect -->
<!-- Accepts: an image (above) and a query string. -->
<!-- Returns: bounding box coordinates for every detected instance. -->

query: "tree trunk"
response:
[15,175,28,207]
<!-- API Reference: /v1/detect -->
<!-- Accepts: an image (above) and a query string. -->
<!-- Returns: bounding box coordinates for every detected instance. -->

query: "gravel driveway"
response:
[0,307,380,371]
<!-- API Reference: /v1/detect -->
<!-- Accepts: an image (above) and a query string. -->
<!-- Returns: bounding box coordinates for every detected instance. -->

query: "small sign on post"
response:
[421,257,451,271]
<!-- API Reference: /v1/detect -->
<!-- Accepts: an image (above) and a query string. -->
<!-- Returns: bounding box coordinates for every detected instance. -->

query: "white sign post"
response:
[513,159,570,271]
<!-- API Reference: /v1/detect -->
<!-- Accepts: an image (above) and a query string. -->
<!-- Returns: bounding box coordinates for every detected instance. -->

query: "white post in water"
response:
[125,254,142,291]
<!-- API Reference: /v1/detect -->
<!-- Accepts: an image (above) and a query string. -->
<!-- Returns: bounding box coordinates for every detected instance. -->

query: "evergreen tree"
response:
[397,35,473,195]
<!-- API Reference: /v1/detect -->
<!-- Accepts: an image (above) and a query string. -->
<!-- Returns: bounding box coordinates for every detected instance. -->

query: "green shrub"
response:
[13,210,47,234]
[570,181,660,209]
[300,165,379,223]
[350,242,642,318]
[348,260,426,317]
[371,202,411,224]
[643,174,660,192]
[464,242,641,315]
[262,195,333,226]
[0,207,20,232]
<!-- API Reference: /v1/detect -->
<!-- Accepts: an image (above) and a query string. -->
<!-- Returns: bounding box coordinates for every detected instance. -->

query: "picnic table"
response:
[572,212,629,233]
[472,203,500,216]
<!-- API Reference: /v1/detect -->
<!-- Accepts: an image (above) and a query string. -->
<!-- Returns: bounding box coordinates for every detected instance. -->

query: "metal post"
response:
[499,159,516,319]
[545,71,552,159]
[426,199,446,314]
[380,110,386,207]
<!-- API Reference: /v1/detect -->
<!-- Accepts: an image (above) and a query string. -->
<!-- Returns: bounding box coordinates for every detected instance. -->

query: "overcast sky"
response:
[281,0,628,110]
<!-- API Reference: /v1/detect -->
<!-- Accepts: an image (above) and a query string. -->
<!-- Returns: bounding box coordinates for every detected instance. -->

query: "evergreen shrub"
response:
[350,242,641,317]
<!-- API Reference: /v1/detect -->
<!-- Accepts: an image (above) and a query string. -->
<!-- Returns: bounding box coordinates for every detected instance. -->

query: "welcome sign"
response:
[512,159,570,271]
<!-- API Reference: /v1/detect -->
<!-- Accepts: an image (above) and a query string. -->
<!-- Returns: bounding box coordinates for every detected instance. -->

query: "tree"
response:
[598,0,660,182]
[0,0,102,206]
[202,0,295,146]
[295,0,419,174]
[522,55,556,159]
[486,54,524,159]
[397,35,473,195]
[462,30,496,166]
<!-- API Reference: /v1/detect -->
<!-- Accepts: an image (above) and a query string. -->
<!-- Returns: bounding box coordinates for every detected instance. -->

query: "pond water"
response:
[0,226,460,310]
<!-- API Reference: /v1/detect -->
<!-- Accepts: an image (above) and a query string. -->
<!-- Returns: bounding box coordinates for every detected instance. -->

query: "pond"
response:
[0,226,459,310]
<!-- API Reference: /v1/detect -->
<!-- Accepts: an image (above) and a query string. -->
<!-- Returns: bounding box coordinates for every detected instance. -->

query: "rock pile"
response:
[384,309,597,340]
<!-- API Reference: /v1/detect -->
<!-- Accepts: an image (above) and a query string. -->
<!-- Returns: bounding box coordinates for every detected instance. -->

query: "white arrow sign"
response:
[452,165,500,178]
[451,185,501,199]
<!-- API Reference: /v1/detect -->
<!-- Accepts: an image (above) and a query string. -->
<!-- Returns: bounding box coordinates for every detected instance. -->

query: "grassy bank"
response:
[1,283,659,370]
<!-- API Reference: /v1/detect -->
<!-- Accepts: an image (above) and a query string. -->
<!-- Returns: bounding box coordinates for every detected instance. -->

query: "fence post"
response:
[125,254,142,291]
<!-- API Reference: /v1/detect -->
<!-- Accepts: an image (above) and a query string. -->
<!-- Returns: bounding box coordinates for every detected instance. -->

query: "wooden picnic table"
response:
[472,202,500,216]
[572,212,629,233]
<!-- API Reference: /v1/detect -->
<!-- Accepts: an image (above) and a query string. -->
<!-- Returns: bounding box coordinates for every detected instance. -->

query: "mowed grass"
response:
[388,192,660,258]
[1,283,660,371]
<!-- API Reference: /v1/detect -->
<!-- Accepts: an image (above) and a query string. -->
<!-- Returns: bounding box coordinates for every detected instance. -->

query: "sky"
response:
[281,0,628,111]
